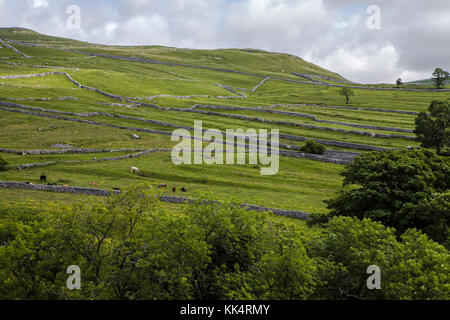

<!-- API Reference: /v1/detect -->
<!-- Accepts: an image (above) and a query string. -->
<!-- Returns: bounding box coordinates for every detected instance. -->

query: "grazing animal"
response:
[181,187,187,192]
[90,182,99,187]
[131,166,140,173]
[158,184,167,189]
[40,174,47,182]
[172,186,177,193]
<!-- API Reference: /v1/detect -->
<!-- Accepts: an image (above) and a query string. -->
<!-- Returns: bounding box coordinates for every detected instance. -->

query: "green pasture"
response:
[0,27,449,214]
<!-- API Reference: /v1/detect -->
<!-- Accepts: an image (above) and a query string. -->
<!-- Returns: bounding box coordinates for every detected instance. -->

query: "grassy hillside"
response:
[1,27,449,213]
[406,78,450,86]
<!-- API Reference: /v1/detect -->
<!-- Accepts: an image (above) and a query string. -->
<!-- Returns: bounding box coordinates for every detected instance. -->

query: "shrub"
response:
[301,140,326,155]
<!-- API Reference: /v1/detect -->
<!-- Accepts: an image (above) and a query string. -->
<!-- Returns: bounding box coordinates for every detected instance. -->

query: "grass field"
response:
[1,27,449,214]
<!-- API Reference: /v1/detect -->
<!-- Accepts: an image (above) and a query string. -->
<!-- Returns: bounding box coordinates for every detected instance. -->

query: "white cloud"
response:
[33,0,49,8]
[311,44,402,83]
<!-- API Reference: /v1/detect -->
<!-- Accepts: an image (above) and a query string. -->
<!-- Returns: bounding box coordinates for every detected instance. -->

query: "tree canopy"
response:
[324,149,450,247]
[0,184,448,300]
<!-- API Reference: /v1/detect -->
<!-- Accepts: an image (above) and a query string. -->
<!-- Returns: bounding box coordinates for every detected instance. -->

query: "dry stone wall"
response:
[0,147,143,156]
[0,39,31,58]
[0,181,118,196]
[0,101,381,160]
[15,149,172,170]
[9,39,449,92]
[191,104,414,134]
[0,181,311,220]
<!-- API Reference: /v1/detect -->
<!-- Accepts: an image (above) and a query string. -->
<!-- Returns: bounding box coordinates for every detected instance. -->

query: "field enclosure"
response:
[1,28,449,214]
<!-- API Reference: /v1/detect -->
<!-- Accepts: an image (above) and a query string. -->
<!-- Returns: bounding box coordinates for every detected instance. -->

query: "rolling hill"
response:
[1,27,449,214]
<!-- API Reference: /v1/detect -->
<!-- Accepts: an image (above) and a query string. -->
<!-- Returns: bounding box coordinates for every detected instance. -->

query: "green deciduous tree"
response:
[183,198,319,300]
[339,87,354,104]
[325,149,450,244]
[397,192,450,248]
[432,68,449,89]
[0,186,320,300]
[0,186,448,300]
[414,100,450,155]
[311,217,449,300]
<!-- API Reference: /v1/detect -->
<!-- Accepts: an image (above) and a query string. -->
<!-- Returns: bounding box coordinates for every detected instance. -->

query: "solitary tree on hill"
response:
[396,78,403,88]
[432,68,449,89]
[414,100,450,155]
[339,87,354,105]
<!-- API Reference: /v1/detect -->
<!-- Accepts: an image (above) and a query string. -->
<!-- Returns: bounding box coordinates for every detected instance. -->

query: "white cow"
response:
[131,166,140,173]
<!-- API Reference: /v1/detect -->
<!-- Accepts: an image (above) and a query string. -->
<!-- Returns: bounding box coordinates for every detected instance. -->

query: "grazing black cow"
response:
[40,174,47,182]
[181,187,187,192]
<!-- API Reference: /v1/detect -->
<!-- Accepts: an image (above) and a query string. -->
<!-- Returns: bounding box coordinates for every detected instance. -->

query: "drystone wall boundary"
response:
[0,39,31,58]
[0,102,387,155]
[8,39,449,92]
[0,181,311,220]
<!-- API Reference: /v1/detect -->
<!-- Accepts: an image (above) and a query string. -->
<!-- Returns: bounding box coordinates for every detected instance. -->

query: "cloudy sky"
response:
[0,0,448,83]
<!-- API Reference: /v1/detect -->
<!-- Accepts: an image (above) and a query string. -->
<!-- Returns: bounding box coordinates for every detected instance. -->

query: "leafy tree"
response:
[386,229,449,299]
[432,68,449,89]
[52,185,209,300]
[0,185,209,300]
[0,157,7,171]
[414,100,450,155]
[1,186,449,300]
[184,198,319,300]
[0,186,319,300]
[396,78,402,88]
[397,192,450,248]
[339,87,354,104]
[301,140,326,155]
[326,149,450,243]
[311,217,449,300]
